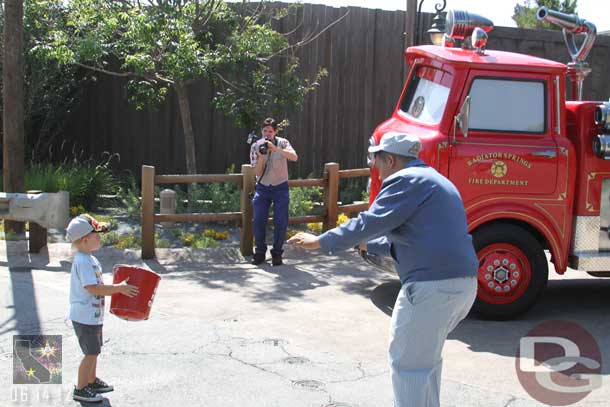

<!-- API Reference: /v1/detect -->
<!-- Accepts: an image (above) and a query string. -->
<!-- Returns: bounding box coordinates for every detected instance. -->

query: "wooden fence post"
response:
[141,165,155,259]
[240,164,255,256]
[27,190,47,253]
[323,162,340,231]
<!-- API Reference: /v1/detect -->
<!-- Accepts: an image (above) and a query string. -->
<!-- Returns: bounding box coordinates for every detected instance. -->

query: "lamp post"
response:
[415,0,447,45]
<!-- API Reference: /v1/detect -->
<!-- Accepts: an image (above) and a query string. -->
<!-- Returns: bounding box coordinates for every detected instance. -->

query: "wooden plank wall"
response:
[59,4,610,178]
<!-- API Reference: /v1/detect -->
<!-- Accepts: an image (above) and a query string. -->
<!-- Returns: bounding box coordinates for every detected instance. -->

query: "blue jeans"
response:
[252,182,289,256]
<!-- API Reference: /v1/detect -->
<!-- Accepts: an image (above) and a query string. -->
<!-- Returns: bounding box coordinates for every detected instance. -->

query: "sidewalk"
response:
[1,242,608,406]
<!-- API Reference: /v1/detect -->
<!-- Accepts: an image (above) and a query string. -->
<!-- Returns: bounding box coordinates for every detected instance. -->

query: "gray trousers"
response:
[389,276,477,407]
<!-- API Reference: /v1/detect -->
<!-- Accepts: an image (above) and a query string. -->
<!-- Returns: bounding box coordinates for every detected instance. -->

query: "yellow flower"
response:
[336,213,351,226]
[181,233,196,247]
[203,229,228,241]
[285,229,299,240]
[214,232,229,240]
[307,222,322,233]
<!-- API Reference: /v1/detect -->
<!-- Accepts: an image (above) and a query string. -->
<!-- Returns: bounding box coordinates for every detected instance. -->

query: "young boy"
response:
[66,214,139,403]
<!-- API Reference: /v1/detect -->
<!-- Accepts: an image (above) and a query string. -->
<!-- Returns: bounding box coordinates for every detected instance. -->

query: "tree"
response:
[33,0,335,178]
[513,0,578,30]
[3,0,26,235]
[1,2,91,163]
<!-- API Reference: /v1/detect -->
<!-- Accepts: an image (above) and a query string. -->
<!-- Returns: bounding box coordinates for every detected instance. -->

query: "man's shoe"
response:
[272,254,283,266]
[73,386,103,403]
[251,253,266,265]
[88,377,114,393]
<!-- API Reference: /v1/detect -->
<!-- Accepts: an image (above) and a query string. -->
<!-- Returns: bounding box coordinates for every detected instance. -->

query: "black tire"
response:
[472,223,548,319]
[587,272,610,278]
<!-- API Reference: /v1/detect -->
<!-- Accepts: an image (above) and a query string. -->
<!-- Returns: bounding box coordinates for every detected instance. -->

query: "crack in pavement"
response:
[445,378,536,406]
[503,396,517,407]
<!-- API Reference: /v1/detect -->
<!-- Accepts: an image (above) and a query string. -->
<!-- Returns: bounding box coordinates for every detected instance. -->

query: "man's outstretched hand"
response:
[287,232,321,250]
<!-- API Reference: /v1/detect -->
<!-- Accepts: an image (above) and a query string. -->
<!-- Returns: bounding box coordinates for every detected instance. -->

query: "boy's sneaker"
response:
[73,386,103,402]
[88,377,114,393]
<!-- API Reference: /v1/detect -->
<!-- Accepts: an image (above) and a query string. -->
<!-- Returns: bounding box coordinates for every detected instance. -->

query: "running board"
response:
[569,252,610,272]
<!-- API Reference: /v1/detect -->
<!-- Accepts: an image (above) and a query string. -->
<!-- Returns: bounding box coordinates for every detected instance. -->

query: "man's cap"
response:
[66,214,109,242]
[367,132,422,158]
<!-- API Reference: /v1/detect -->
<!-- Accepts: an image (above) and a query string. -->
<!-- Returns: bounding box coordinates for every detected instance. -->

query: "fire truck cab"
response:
[365,8,610,318]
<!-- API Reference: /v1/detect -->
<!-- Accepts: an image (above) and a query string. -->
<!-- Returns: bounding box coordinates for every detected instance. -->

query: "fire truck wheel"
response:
[587,272,610,278]
[471,223,548,319]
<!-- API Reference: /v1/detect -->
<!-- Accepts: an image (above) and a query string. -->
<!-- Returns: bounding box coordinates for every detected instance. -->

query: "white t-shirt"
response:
[69,252,105,325]
[249,136,296,186]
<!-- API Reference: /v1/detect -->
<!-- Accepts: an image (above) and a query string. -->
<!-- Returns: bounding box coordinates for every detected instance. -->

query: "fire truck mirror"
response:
[455,95,471,139]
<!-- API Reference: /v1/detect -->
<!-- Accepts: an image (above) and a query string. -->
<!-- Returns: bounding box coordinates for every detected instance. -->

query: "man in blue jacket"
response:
[288,132,478,407]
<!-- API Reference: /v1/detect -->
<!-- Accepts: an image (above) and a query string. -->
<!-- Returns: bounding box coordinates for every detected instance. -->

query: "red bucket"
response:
[110,265,161,321]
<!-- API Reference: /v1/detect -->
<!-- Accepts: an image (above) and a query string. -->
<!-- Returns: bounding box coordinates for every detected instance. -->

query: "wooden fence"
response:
[60,3,610,179]
[140,163,370,259]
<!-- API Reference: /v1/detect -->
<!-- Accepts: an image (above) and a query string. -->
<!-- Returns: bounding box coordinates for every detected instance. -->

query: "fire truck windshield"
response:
[399,66,452,125]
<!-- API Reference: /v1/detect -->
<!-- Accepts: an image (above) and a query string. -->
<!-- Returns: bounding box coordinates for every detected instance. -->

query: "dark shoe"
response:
[88,377,114,393]
[272,254,283,266]
[251,253,266,265]
[73,386,103,402]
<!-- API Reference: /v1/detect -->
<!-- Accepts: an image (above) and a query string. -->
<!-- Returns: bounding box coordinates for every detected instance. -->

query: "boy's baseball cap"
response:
[66,214,109,242]
[367,132,422,158]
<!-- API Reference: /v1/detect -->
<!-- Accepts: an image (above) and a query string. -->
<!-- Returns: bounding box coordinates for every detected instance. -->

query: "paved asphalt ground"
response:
[1,242,608,406]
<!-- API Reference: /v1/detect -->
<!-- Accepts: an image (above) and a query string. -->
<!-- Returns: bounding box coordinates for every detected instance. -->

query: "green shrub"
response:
[113,234,141,249]
[101,232,120,247]
[198,165,240,213]
[173,166,241,214]
[200,181,240,213]
[116,176,141,218]
[180,232,219,248]
[289,186,323,217]
[101,231,142,249]
[156,238,170,248]
[2,155,120,211]
[169,228,183,239]
[192,236,219,249]
[339,178,367,205]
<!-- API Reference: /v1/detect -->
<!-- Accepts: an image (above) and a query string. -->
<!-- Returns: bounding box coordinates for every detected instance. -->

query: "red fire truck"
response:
[364,8,610,318]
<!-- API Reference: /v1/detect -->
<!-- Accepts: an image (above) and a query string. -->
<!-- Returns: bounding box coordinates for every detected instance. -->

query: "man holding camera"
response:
[249,118,298,266]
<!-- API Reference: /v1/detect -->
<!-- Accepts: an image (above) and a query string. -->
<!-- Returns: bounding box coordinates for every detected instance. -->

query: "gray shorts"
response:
[73,321,103,355]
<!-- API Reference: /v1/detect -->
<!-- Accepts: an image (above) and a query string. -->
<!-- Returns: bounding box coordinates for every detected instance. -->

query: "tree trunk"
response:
[175,82,197,175]
[175,81,198,210]
[3,0,26,236]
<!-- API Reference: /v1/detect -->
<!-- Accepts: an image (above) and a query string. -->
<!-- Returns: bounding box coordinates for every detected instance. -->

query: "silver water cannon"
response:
[445,10,494,40]
[537,7,597,101]
[444,10,494,54]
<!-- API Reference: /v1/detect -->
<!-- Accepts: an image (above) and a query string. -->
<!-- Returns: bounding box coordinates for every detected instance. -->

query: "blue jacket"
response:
[319,159,478,284]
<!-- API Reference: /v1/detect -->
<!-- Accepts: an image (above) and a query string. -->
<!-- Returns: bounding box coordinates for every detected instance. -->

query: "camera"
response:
[246,133,277,155]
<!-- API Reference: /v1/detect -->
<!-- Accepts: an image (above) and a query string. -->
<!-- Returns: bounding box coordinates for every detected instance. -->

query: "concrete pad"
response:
[0,242,609,406]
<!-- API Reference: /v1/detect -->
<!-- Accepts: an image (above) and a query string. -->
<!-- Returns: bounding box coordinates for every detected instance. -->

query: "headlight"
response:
[593,134,610,159]
[595,101,610,132]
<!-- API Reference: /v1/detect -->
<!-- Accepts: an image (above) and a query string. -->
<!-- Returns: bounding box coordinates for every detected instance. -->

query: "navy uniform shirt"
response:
[319,159,478,284]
